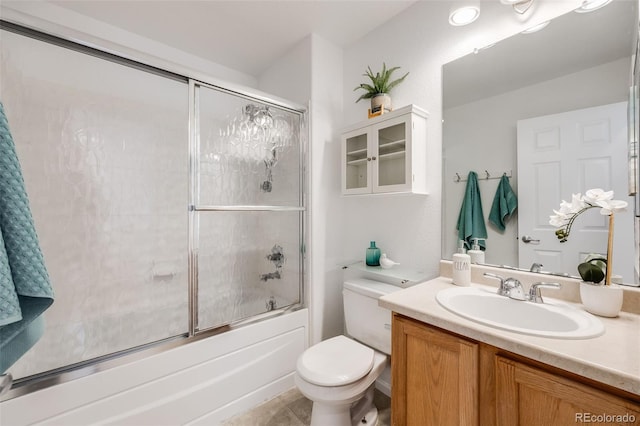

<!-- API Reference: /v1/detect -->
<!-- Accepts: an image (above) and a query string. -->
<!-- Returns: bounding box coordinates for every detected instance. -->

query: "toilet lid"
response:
[297,335,374,386]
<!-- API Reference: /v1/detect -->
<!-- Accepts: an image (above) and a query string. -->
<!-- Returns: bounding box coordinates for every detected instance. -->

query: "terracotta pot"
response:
[579,281,623,317]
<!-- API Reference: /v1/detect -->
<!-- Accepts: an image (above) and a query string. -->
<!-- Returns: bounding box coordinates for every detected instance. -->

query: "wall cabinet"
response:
[341,105,428,195]
[392,314,640,426]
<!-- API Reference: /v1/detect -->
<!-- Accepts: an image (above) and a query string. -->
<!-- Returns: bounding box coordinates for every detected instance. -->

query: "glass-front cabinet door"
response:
[342,129,371,194]
[373,115,411,193]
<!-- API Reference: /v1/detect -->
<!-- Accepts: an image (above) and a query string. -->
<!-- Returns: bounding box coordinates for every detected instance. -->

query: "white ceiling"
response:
[48,0,417,76]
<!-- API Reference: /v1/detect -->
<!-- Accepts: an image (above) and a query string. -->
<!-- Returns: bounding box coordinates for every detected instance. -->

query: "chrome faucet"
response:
[528,282,561,303]
[483,272,522,298]
[483,273,561,303]
[530,263,543,273]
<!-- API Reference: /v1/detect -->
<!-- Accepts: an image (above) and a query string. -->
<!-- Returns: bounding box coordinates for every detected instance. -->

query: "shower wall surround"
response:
[0,27,304,382]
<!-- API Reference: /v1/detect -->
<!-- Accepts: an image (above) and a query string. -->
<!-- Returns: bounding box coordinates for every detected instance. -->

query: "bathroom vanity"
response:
[380,263,640,425]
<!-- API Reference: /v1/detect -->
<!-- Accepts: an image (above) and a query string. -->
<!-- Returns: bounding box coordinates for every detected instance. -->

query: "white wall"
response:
[339,0,583,279]
[443,58,630,266]
[259,34,345,344]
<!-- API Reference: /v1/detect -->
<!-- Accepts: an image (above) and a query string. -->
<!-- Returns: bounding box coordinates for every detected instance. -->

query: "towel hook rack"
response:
[453,170,513,183]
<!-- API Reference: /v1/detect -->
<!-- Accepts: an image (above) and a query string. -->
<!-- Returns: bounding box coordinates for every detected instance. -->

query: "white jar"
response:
[452,253,471,287]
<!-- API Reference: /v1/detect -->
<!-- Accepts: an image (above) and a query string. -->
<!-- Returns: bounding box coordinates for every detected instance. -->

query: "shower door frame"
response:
[188,79,307,336]
[0,19,308,399]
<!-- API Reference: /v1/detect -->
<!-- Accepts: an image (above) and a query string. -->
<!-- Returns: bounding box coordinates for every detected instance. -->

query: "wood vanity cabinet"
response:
[391,314,640,426]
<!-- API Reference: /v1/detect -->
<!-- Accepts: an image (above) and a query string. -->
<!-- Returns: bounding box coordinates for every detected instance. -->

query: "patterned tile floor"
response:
[222,387,391,426]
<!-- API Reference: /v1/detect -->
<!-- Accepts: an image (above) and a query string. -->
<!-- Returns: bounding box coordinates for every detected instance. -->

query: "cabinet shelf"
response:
[346,147,368,156]
[379,151,405,161]
[347,158,368,166]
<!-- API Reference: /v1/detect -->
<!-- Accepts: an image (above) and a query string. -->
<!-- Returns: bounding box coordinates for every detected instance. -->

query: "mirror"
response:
[442,0,639,285]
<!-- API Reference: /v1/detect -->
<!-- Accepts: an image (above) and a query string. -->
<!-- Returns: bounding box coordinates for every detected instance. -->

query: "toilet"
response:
[295,278,402,426]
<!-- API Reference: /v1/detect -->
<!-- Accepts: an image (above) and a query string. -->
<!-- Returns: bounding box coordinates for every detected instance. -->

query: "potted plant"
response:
[353,63,409,114]
[549,189,627,317]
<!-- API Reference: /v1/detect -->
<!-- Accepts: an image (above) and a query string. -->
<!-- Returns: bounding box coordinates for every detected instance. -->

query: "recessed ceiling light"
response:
[449,5,480,26]
[521,20,550,34]
[575,0,612,13]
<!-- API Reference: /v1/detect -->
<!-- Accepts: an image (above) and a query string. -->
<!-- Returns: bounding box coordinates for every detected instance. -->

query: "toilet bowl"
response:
[295,279,401,426]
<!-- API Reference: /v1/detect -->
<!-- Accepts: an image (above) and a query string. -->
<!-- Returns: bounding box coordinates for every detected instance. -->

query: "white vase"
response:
[370,93,391,113]
[579,282,623,317]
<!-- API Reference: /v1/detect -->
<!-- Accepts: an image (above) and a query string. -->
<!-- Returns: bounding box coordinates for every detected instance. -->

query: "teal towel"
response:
[489,174,518,232]
[0,102,54,327]
[456,171,487,250]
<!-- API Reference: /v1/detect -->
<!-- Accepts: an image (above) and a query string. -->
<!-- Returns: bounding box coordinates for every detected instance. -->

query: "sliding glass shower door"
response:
[1,24,305,384]
[193,84,304,332]
[1,30,190,379]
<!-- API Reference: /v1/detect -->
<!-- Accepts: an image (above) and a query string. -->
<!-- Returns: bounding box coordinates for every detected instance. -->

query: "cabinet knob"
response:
[367,157,372,161]
[372,156,377,160]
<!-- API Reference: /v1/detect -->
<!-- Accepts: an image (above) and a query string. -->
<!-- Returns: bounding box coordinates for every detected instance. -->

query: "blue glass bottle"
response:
[366,241,381,266]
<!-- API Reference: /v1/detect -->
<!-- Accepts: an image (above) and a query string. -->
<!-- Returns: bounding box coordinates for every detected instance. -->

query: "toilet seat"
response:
[296,335,374,386]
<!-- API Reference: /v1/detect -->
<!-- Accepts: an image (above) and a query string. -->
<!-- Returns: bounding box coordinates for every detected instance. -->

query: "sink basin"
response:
[436,286,604,339]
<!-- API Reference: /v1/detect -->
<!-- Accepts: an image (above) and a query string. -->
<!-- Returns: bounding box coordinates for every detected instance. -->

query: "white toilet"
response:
[295,278,401,426]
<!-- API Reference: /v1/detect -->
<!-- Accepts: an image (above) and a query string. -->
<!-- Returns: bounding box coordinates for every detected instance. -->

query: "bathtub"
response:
[0,308,308,425]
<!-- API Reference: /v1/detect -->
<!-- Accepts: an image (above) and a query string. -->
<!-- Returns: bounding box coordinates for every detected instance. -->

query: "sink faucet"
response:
[483,273,561,303]
[483,273,522,298]
[528,282,561,303]
[530,263,543,273]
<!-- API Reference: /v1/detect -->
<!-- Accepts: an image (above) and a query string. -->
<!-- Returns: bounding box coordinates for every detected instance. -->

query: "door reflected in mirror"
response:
[442,0,639,286]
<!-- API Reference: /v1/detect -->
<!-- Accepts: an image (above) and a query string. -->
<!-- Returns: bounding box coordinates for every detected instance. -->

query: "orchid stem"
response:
[605,213,614,286]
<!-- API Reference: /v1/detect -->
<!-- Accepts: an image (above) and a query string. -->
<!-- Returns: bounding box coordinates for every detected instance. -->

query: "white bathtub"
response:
[0,309,308,425]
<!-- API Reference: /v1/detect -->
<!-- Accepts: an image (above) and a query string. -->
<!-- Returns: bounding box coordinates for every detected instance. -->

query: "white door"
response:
[517,102,635,282]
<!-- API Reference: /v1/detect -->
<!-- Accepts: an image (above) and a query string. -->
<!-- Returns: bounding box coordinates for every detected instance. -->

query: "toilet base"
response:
[309,384,378,426]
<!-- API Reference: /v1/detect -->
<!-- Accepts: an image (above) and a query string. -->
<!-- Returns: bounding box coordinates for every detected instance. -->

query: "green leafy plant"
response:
[577,257,607,285]
[353,63,409,103]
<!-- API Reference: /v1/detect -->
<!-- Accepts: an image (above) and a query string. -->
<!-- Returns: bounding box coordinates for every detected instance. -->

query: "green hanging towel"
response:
[488,174,518,232]
[0,102,54,328]
[456,171,487,250]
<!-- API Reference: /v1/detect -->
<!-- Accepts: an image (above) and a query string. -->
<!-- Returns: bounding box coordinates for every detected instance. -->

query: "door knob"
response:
[521,235,540,244]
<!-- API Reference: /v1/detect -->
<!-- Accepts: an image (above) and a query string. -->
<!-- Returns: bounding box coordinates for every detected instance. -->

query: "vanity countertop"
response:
[379,276,640,396]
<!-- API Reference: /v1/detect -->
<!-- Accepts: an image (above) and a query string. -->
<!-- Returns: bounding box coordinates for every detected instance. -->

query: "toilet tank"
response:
[343,278,402,355]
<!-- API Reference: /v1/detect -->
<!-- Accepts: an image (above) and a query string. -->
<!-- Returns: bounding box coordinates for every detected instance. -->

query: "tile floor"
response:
[222,387,391,426]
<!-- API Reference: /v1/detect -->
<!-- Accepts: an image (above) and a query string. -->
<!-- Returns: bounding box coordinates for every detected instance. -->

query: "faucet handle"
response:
[484,272,510,296]
[483,272,504,283]
[528,282,561,304]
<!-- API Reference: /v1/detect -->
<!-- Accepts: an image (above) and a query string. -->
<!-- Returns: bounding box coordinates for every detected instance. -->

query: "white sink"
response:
[436,285,604,339]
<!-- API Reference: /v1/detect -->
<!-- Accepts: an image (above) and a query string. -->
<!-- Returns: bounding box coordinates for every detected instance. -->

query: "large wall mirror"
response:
[442,0,640,286]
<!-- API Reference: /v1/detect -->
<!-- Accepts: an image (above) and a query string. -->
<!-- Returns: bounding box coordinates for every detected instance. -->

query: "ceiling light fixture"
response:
[449,1,480,26]
[575,0,612,13]
[521,20,550,34]
[500,0,534,15]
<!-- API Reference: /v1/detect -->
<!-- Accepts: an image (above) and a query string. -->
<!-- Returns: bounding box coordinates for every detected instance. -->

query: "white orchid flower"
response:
[549,214,568,227]
[598,199,628,215]
[583,188,613,205]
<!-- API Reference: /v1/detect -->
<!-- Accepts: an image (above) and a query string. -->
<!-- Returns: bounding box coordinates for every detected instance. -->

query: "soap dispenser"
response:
[468,238,485,264]
[452,240,471,286]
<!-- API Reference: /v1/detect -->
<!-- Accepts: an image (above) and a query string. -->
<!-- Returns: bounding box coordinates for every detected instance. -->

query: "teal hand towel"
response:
[0,102,54,327]
[456,171,487,250]
[489,174,518,232]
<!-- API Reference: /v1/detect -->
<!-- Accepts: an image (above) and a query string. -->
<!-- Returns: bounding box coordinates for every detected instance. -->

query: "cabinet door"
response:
[342,128,371,194]
[392,315,479,426]
[495,356,640,426]
[373,115,411,193]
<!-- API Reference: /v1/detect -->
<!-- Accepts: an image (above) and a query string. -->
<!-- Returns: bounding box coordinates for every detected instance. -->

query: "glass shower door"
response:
[193,84,304,332]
